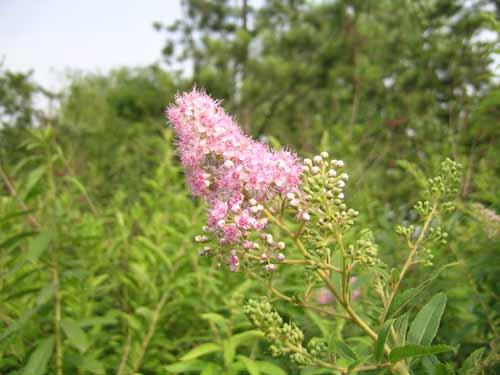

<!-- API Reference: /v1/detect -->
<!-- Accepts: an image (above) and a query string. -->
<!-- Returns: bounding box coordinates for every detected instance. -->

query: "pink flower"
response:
[317,288,334,305]
[167,89,302,271]
[228,250,240,272]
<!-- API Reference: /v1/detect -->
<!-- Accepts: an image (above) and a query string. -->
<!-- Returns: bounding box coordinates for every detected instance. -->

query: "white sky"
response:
[0,0,182,91]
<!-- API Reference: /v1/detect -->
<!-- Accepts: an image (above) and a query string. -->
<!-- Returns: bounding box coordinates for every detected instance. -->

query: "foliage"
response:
[1,0,499,374]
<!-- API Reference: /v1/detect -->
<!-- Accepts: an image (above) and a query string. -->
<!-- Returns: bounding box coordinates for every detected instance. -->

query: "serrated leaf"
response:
[389,345,454,363]
[408,293,447,345]
[61,319,90,353]
[180,343,221,361]
[21,336,55,375]
[238,355,260,375]
[375,319,394,361]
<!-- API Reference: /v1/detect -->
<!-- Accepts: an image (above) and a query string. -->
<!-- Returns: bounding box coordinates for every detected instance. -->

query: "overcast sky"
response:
[0,0,182,90]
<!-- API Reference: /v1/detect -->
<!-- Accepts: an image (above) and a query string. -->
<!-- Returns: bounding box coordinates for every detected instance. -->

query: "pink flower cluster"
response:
[167,89,302,270]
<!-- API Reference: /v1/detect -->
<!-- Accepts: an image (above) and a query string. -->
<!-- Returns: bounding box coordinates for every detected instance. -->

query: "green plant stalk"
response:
[132,290,170,372]
[46,129,64,375]
[382,203,438,322]
[116,329,132,375]
[53,265,63,375]
[262,208,411,374]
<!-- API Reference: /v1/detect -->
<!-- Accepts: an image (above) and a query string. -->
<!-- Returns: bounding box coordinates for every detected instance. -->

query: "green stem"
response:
[382,203,437,321]
[53,266,63,375]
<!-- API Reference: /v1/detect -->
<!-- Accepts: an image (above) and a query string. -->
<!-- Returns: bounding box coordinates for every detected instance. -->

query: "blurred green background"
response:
[0,0,499,374]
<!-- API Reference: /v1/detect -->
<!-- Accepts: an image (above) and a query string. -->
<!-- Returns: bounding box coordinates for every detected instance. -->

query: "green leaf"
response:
[459,347,486,375]
[180,343,221,361]
[394,314,410,346]
[0,283,55,342]
[223,339,235,367]
[78,356,105,374]
[26,231,52,262]
[230,330,264,349]
[21,165,46,200]
[256,361,287,375]
[165,360,213,373]
[0,231,36,251]
[238,355,260,375]
[21,336,55,375]
[334,339,358,361]
[201,312,228,332]
[375,319,394,361]
[200,363,220,375]
[389,345,454,363]
[61,319,90,353]
[408,293,447,345]
[388,264,457,318]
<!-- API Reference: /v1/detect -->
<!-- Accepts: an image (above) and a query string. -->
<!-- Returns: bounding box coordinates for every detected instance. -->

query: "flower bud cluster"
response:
[427,158,462,201]
[302,154,358,232]
[350,238,379,266]
[244,299,311,366]
[307,338,328,358]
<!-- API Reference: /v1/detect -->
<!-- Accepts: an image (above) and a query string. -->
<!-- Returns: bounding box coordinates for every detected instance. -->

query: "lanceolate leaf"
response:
[238,355,260,375]
[256,361,287,375]
[180,343,221,361]
[334,339,358,361]
[388,263,457,318]
[389,344,454,363]
[408,293,447,345]
[375,319,395,361]
[61,319,90,353]
[21,336,55,375]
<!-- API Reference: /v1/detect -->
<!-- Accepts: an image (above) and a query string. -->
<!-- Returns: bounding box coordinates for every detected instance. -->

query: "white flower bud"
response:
[277,253,285,262]
[338,180,345,188]
[277,241,286,250]
[266,234,274,244]
[304,158,312,166]
[337,160,345,168]
[313,155,323,164]
[217,219,225,227]
[286,192,295,200]
[340,173,349,180]
[223,160,234,168]
[320,151,329,158]
[328,169,337,177]
[249,198,257,206]
[338,193,344,200]
[265,263,277,272]
[290,199,300,207]
[301,211,311,221]
[311,166,320,175]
